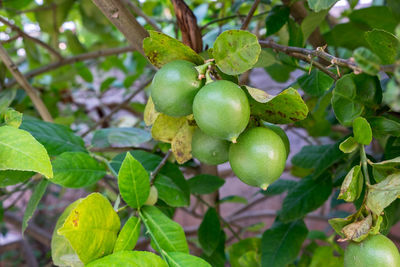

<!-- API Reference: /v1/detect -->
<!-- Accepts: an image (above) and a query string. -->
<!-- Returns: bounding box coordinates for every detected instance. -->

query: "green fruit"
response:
[263,122,290,158]
[192,127,230,165]
[151,60,204,117]
[229,127,286,189]
[193,80,250,142]
[344,234,400,267]
[144,186,158,206]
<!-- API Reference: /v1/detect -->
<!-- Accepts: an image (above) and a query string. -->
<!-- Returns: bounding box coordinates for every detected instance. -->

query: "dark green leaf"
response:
[288,19,304,47]
[264,63,295,83]
[368,117,400,137]
[261,219,308,267]
[187,174,225,195]
[91,127,152,148]
[260,179,297,196]
[353,47,381,76]
[75,62,93,82]
[308,0,339,12]
[365,29,400,64]
[349,6,398,33]
[100,77,117,92]
[199,208,221,256]
[298,69,334,97]
[265,6,290,36]
[0,170,34,187]
[201,230,227,267]
[380,199,400,235]
[218,195,248,204]
[301,10,328,42]
[279,175,332,222]
[22,179,49,234]
[324,22,370,50]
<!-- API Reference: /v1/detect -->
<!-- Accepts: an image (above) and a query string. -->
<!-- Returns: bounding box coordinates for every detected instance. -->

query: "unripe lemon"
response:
[229,127,286,189]
[344,234,400,267]
[192,127,229,165]
[193,80,250,142]
[151,60,204,117]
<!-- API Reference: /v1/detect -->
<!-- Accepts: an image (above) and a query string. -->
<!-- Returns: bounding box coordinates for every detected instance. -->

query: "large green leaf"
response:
[118,152,150,209]
[279,175,332,222]
[86,251,167,267]
[22,179,49,234]
[228,238,261,267]
[265,6,290,36]
[213,30,261,75]
[308,0,339,12]
[111,151,190,207]
[261,220,308,267]
[51,152,106,188]
[91,128,152,148]
[324,22,369,50]
[309,246,343,267]
[20,119,86,156]
[349,6,398,33]
[301,10,328,42]
[0,126,53,178]
[187,174,225,195]
[51,200,83,267]
[368,116,400,138]
[113,216,141,252]
[366,173,400,216]
[298,69,334,97]
[140,205,189,253]
[0,170,34,187]
[165,252,211,267]
[199,208,221,256]
[245,87,308,124]
[58,193,121,264]
[143,30,204,68]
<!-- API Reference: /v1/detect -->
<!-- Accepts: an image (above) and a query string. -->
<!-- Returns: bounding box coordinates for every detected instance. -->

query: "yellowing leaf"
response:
[144,96,160,126]
[151,114,186,143]
[171,122,195,164]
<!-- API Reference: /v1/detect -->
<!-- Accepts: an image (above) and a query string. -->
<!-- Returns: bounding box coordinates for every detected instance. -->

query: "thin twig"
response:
[0,43,53,121]
[4,46,135,89]
[122,0,162,32]
[201,11,269,31]
[81,77,152,137]
[240,0,261,30]
[0,33,20,44]
[0,16,62,60]
[150,150,172,183]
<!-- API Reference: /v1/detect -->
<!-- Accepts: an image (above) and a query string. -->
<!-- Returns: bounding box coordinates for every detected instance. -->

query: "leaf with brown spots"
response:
[172,121,196,164]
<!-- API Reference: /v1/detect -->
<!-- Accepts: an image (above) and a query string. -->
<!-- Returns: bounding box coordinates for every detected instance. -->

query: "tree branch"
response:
[122,0,162,32]
[4,46,135,89]
[200,11,269,31]
[240,0,261,30]
[0,43,53,121]
[150,150,172,183]
[92,0,149,56]
[0,16,62,60]
[81,76,152,136]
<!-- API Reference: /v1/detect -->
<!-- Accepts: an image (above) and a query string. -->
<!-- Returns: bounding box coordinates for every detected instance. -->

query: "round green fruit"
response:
[144,186,158,206]
[192,127,230,165]
[151,60,204,117]
[344,234,400,267]
[263,122,290,158]
[193,80,250,142]
[229,127,286,189]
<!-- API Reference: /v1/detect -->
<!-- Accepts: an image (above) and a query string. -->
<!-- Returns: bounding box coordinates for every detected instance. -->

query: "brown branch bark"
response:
[0,16,62,60]
[171,0,203,53]
[92,0,149,56]
[240,0,261,30]
[4,46,135,89]
[0,43,53,122]
[122,0,162,32]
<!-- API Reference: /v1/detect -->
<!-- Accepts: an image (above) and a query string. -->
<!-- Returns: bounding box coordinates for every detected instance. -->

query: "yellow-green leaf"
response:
[151,114,186,143]
[144,96,160,126]
[171,122,195,164]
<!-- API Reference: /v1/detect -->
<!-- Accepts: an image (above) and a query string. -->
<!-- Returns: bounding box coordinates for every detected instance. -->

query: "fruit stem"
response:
[231,137,237,143]
[260,184,269,191]
[195,61,214,79]
[360,145,371,186]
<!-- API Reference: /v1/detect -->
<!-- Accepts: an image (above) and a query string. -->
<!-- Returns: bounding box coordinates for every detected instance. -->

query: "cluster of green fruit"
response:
[151,60,290,190]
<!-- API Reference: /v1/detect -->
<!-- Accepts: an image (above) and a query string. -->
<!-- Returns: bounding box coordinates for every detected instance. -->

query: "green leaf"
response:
[380,199,400,235]
[353,47,381,76]
[213,30,261,75]
[368,117,400,138]
[4,108,22,128]
[52,152,106,188]
[171,121,195,164]
[112,150,190,207]
[86,251,167,267]
[339,137,358,153]
[308,0,339,12]
[92,127,152,148]
[151,114,186,143]
[22,179,49,234]
[301,10,328,42]
[324,22,369,50]
[366,173,400,216]
[261,220,308,267]
[118,152,150,209]
[298,69,334,97]
[349,6,398,34]
[254,49,277,68]
[75,62,93,82]
[245,87,308,124]
[264,62,295,83]
[201,230,227,266]
[100,77,117,92]
[0,170,34,187]
[228,237,261,267]
[113,216,141,252]
[371,157,400,183]
[338,165,363,202]
[20,119,86,156]
[291,142,343,178]
[187,174,225,195]
[288,19,304,47]
[218,195,248,204]
[309,246,343,267]
[51,200,83,267]
[353,117,372,145]
[199,208,221,256]
[0,89,16,116]
[143,30,204,68]
[0,126,53,178]
[260,179,297,196]
[57,193,121,264]
[279,175,332,222]
[265,6,290,36]
[165,251,211,267]
[383,78,400,112]
[140,205,189,253]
